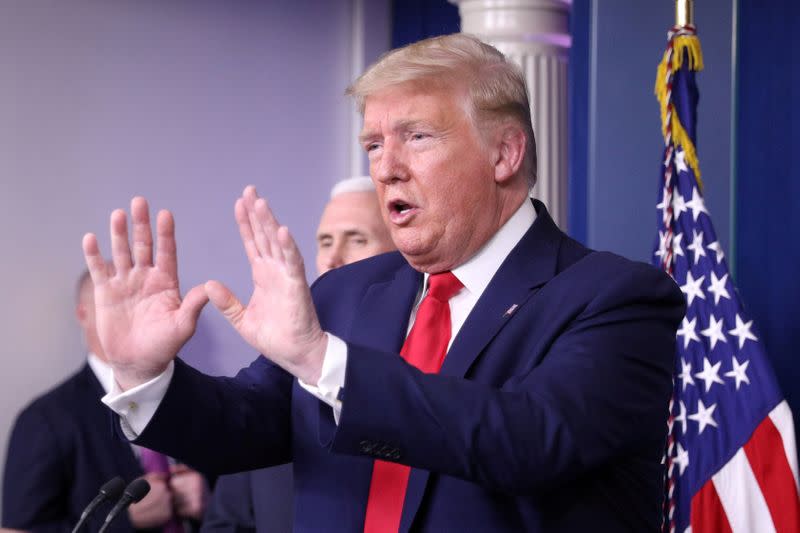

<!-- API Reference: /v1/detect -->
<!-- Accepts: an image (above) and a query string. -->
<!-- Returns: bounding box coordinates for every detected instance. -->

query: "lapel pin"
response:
[503,304,519,317]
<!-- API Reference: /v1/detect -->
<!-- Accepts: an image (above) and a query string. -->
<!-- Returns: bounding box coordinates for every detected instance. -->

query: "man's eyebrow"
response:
[359,120,430,144]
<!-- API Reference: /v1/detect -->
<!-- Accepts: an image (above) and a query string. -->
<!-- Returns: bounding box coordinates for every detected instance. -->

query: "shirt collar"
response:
[87,352,115,395]
[422,199,536,298]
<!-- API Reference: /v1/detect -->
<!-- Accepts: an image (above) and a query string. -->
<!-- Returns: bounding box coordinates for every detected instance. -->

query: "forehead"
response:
[318,192,382,232]
[361,81,471,130]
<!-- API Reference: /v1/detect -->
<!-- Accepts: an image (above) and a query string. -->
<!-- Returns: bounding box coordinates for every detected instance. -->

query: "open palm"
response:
[205,186,327,385]
[82,198,208,389]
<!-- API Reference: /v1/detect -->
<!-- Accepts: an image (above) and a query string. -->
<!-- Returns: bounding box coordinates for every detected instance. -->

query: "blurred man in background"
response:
[201,177,395,533]
[315,177,395,275]
[2,269,209,533]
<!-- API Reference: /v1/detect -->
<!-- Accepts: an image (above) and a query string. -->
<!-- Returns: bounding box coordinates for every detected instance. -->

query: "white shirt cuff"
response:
[101,361,175,440]
[298,332,347,423]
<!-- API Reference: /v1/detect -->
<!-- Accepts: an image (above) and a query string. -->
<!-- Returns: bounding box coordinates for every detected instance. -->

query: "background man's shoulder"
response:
[13,366,89,422]
[311,250,408,296]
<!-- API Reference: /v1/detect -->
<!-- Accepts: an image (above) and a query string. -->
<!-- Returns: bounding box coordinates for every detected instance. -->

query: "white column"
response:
[450,0,571,229]
[348,0,392,179]
[348,0,367,178]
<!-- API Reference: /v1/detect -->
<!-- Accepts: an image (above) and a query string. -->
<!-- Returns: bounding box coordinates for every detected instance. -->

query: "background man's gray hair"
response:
[330,176,375,199]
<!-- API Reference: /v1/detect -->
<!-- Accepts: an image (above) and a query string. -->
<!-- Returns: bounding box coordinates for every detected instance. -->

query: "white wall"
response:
[0,0,390,510]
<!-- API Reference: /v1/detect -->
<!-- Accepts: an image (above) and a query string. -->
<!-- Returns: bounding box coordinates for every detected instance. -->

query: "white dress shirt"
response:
[88,352,115,395]
[103,199,536,438]
[89,353,149,458]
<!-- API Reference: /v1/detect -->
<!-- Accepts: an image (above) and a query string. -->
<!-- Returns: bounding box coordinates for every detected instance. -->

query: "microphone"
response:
[71,476,126,533]
[98,478,151,533]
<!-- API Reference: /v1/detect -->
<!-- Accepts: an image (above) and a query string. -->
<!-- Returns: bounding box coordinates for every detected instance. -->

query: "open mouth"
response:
[387,199,418,224]
[391,200,413,214]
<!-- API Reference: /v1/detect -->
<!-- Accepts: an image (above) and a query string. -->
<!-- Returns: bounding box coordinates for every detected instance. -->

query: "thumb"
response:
[205,280,246,328]
[177,284,209,333]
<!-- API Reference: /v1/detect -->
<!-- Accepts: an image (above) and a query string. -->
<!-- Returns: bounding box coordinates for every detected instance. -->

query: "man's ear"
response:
[493,123,527,184]
[75,303,87,325]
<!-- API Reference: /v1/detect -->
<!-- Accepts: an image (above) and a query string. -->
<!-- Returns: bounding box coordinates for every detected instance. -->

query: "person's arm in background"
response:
[169,464,210,525]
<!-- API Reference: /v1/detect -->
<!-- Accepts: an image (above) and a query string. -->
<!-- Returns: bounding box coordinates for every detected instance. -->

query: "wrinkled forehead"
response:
[358,84,477,146]
[362,79,473,123]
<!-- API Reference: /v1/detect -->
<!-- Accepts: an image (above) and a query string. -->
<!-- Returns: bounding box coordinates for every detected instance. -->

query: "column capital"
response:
[449,0,571,49]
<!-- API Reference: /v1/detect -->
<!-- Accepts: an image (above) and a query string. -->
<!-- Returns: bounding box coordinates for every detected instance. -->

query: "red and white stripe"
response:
[689,401,800,533]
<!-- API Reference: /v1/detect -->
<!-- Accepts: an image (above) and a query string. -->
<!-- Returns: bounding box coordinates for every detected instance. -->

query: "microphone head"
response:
[98,477,126,500]
[123,478,151,503]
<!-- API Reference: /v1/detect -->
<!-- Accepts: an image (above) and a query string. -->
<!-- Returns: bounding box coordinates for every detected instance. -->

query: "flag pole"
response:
[675,0,693,28]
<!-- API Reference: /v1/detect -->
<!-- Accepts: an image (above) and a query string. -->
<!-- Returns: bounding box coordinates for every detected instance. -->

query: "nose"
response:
[325,240,346,271]
[373,138,409,185]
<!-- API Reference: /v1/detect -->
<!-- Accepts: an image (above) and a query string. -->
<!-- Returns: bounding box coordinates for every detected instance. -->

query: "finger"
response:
[255,198,284,262]
[205,280,246,330]
[143,472,168,483]
[169,463,190,475]
[131,197,153,267]
[154,210,178,279]
[177,284,209,335]
[244,188,271,259]
[235,199,260,263]
[168,475,183,492]
[82,233,110,286]
[110,209,133,272]
[277,226,305,280]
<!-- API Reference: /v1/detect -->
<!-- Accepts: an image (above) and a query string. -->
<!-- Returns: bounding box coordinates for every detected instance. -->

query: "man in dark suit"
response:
[81,34,685,531]
[2,271,209,533]
[202,177,395,533]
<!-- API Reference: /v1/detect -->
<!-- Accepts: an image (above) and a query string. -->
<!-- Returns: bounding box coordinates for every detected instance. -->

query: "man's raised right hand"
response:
[82,197,208,390]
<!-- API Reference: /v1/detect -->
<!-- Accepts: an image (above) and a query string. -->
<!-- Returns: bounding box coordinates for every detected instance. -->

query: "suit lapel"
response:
[347,263,423,353]
[400,201,563,532]
[440,199,562,379]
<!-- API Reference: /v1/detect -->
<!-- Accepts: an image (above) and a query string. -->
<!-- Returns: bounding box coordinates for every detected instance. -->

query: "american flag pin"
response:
[503,304,519,317]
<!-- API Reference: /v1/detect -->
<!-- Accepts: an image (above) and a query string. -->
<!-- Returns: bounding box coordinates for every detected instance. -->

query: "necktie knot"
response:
[427,271,463,302]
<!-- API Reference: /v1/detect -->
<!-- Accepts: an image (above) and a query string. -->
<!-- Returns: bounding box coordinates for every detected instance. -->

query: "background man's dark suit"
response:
[130,202,685,532]
[201,467,293,533]
[3,364,146,533]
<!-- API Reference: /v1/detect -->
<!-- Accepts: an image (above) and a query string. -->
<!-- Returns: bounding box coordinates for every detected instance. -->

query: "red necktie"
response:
[139,448,185,533]
[363,271,463,533]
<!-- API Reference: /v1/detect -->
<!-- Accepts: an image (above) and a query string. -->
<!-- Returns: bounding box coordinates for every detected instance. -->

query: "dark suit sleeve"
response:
[2,404,72,533]
[327,264,684,494]
[133,357,294,474]
[200,472,256,533]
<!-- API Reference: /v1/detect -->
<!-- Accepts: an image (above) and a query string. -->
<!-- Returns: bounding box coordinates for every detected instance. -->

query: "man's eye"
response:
[366,142,380,152]
[410,132,428,141]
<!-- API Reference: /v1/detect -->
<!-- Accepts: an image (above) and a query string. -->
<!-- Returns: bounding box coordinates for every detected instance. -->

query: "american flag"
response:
[654,25,800,533]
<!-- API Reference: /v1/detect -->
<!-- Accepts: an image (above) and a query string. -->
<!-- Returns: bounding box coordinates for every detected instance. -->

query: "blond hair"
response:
[346,33,537,186]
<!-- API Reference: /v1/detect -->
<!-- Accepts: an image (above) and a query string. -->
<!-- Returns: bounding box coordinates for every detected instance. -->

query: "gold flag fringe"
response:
[655,35,704,189]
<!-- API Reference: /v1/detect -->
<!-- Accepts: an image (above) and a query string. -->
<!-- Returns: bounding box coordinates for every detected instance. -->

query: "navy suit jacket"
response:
[3,364,147,533]
[134,201,685,532]
[201,466,293,533]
